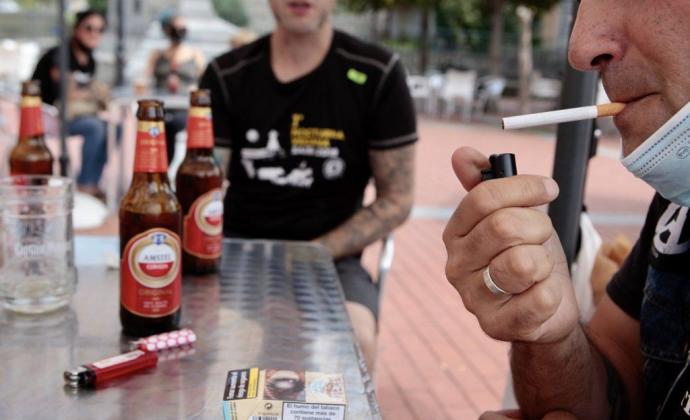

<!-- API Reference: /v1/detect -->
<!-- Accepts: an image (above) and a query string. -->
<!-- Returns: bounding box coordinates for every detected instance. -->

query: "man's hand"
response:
[443,147,579,344]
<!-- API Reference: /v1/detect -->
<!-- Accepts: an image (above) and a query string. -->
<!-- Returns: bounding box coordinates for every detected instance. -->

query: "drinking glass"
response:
[0,176,77,314]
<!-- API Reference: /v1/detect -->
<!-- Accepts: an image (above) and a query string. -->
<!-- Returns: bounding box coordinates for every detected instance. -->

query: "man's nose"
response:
[568,1,624,72]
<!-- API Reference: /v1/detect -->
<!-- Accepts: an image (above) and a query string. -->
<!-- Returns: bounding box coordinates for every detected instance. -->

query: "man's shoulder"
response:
[332,30,399,74]
[209,35,269,77]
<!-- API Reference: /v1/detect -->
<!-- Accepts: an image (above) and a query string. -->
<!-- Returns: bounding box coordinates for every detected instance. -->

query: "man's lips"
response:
[609,92,655,104]
[612,93,657,125]
[287,1,312,15]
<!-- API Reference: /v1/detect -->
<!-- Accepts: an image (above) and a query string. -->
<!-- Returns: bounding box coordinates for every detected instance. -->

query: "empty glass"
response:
[0,176,77,314]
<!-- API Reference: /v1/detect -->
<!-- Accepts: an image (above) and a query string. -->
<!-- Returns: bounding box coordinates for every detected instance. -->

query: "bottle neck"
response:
[185,148,214,157]
[19,95,44,141]
[133,120,169,174]
[186,106,214,149]
[131,172,170,184]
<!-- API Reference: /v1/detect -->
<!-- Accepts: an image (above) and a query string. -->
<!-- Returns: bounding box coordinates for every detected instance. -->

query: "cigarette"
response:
[502,103,626,130]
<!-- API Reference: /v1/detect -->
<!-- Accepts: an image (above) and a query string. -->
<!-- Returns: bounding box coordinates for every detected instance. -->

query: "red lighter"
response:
[63,349,158,388]
[63,328,196,389]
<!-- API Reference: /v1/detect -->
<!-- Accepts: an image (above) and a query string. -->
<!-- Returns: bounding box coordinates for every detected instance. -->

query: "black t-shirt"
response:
[199,30,417,240]
[31,45,96,105]
[607,194,690,418]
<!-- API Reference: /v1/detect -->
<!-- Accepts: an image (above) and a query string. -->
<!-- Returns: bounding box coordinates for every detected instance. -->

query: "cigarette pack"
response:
[222,368,347,420]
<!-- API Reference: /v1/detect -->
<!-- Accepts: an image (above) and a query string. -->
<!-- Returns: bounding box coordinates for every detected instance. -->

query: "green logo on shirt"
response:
[347,68,367,85]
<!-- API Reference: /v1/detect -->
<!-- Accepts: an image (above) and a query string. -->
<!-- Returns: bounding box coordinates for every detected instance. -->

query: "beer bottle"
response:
[9,80,53,175]
[175,89,224,274]
[119,100,182,336]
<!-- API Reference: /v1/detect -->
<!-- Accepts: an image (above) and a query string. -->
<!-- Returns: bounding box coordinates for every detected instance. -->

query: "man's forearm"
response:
[315,195,411,259]
[512,326,612,420]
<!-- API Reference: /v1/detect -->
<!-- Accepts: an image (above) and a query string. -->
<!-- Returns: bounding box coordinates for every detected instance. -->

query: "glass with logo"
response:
[0,176,77,314]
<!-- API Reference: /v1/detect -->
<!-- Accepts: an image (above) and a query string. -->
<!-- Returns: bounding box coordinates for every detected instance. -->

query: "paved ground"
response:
[67,116,653,419]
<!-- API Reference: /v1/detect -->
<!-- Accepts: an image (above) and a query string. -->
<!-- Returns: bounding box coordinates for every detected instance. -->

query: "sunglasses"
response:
[80,24,105,34]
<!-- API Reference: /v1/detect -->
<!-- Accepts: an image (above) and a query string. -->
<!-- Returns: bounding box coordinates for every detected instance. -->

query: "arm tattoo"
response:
[315,144,416,259]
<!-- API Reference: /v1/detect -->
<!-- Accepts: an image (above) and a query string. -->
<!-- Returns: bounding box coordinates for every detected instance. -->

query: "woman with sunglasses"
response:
[32,9,110,200]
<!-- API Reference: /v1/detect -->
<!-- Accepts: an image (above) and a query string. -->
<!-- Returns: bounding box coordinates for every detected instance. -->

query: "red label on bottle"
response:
[19,96,44,138]
[121,228,181,318]
[133,121,168,173]
[183,188,223,259]
[186,106,214,149]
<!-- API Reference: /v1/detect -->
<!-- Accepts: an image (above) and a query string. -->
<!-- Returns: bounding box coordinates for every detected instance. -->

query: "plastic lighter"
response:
[481,153,517,181]
[63,328,197,389]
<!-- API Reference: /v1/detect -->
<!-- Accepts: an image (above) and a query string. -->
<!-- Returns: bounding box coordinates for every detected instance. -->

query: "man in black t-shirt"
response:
[200,0,417,370]
[444,1,690,419]
[32,9,110,200]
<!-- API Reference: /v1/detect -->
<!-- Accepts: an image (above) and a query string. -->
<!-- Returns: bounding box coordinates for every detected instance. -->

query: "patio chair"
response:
[377,233,395,291]
[406,75,431,115]
[0,94,19,176]
[474,76,507,117]
[41,103,85,178]
[440,69,478,121]
[530,72,562,101]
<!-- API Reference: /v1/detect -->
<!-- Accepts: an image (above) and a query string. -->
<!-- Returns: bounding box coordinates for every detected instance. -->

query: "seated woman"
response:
[32,9,110,200]
[141,13,206,162]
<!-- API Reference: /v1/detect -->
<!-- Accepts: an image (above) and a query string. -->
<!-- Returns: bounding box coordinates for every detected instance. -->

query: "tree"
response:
[513,0,559,113]
[344,0,439,74]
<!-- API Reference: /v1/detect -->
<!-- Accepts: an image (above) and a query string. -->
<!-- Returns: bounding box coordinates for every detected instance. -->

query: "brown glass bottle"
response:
[119,99,182,337]
[9,80,53,175]
[175,89,224,275]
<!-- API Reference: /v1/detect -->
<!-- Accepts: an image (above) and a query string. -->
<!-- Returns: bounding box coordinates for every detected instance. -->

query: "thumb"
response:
[451,146,491,192]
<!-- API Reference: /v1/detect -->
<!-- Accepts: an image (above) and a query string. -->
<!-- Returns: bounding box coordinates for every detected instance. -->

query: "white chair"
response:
[377,234,395,290]
[440,69,477,121]
[474,76,506,117]
[530,72,562,101]
[0,94,19,176]
[406,75,431,115]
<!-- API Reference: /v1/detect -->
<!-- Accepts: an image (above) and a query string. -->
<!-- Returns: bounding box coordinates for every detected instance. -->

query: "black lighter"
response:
[480,153,517,181]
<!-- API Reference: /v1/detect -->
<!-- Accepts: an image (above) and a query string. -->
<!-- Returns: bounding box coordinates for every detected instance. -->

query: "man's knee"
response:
[345,301,377,373]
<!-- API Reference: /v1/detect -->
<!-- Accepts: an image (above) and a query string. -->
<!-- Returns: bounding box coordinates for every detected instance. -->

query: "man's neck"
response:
[270,23,334,83]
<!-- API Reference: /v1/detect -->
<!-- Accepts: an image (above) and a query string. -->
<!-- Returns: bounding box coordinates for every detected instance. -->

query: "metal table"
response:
[0,239,381,419]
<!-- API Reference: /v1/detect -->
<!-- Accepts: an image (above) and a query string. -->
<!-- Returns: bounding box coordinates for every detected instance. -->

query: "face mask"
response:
[168,27,187,43]
[621,102,690,207]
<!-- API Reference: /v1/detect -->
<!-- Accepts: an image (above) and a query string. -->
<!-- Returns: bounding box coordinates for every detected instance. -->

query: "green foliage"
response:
[212,0,249,27]
[15,0,52,9]
[87,0,108,14]
[343,0,396,12]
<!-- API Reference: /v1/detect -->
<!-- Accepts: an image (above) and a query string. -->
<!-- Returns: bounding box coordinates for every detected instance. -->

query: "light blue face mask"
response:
[621,102,690,207]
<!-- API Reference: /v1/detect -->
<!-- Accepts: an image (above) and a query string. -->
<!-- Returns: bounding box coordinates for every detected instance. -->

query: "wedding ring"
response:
[482,267,512,296]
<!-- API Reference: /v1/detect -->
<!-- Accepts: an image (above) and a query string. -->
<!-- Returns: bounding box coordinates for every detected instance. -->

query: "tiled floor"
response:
[71,117,654,419]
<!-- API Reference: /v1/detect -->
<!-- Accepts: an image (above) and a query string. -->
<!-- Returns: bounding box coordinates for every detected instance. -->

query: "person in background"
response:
[141,12,205,162]
[200,0,417,371]
[444,0,690,418]
[32,9,109,200]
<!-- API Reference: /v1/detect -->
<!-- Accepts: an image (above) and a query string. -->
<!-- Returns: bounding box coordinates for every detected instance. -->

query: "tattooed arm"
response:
[314,144,416,259]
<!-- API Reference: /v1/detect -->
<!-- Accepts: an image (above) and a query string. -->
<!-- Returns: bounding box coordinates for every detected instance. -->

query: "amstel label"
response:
[19,96,44,138]
[121,228,181,317]
[183,188,223,259]
[133,121,168,173]
[186,106,214,149]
